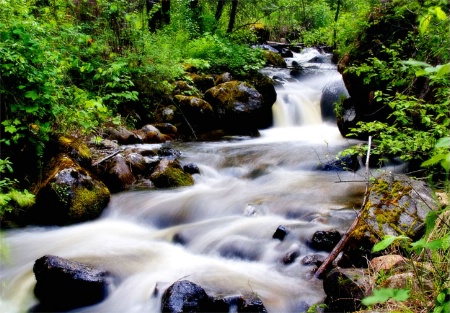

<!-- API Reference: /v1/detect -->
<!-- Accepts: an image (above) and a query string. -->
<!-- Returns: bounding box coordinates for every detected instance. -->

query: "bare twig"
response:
[92,150,122,167]
[312,136,372,280]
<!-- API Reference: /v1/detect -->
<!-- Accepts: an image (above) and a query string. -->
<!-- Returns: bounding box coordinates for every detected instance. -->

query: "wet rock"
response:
[126,152,150,174]
[136,124,166,143]
[161,280,211,313]
[158,146,182,158]
[211,294,268,313]
[308,230,341,252]
[262,50,287,67]
[183,163,200,175]
[323,268,371,313]
[103,154,136,192]
[336,103,358,138]
[301,254,325,267]
[204,81,265,133]
[281,250,300,265]
[273,225,290,240]
[33,255,111,312]
[105,126,141,145]
[150,159,194,188]
[153,123,177,137]
[320,79,349,122]
[319,154,359,172]
[31,154,110,226]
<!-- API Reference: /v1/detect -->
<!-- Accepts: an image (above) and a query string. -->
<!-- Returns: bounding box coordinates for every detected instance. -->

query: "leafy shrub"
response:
[184,34,265,76]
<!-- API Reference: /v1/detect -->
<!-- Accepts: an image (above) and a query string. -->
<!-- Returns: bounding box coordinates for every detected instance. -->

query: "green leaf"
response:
[436,63,450,77]
[362,288,410,306]
[434,7,447,20]
[436,137,450,149]
[401,59,430,67]
[372,235,410,252]
[25,90,39,100]
[422,153,447,167]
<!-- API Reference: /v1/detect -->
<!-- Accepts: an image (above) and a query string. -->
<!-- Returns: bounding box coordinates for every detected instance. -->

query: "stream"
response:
[2,49,370,313]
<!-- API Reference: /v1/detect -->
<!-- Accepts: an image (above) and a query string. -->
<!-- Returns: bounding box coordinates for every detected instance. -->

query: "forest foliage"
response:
[0,0,448,210]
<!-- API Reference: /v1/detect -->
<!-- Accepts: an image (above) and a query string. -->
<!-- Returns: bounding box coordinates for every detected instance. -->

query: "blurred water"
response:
[0,49,367,313]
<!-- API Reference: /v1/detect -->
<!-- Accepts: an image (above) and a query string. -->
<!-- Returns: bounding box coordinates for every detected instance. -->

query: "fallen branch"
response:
[312,136,372,280]
[92,150,122,167]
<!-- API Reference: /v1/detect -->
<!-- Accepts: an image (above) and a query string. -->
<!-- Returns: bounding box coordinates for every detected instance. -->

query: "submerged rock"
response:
[32,255,111,312]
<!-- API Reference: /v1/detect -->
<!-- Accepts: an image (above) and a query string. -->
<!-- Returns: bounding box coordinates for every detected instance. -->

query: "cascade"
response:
[0,48,365,313]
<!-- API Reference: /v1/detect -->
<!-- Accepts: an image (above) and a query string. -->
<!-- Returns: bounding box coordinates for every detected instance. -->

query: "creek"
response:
[2,49,370,312]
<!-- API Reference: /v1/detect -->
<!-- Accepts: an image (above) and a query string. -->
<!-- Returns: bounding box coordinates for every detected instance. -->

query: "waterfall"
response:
[262,47,348,127]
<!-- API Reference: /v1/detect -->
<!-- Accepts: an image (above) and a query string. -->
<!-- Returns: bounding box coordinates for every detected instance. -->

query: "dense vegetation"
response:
[0,1,449,311]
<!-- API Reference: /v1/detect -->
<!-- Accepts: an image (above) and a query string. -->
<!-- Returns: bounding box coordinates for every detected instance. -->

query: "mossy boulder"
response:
[262,50,287,68]
[58,136,93,168]
[340,173,438,267]
[150,159,194,188]
[204,81,266,133]
[174,95,215,131]
[31,154,110,226]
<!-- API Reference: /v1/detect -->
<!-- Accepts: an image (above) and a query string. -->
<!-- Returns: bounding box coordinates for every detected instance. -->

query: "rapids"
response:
[1,49,372,313]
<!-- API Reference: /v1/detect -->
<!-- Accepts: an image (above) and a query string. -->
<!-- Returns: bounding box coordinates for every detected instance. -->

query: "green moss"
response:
[151,167,194,188]
[69,184,110,222]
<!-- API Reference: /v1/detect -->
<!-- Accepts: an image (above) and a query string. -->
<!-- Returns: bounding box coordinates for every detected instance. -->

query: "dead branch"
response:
[312,136,372,280]
[92,150,121,167]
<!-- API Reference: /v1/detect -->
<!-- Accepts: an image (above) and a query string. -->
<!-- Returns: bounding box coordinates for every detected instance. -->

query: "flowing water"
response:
[1,49,369,313]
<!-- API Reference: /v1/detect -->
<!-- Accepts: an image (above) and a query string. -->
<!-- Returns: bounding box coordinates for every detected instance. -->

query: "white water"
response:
[1,50,367,313]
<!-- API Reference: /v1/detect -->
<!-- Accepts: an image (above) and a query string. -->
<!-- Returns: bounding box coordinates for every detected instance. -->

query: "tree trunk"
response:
[227,0,238,33]
[147,0,170,32]
[215,0,226,21]
[333,0,341,49]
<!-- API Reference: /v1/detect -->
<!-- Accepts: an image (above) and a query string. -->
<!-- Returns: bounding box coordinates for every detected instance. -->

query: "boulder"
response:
[319,154,359,172]
[161,280,211,313]
[360,173,437,241]
[136,124,166,143]
[105,126,141,144]
[57,136,92,168]
[204,81,265,133]
[33,255,111,312]
[102,154,136,192]
[341,173,438,267]
[150,159,194,188]
[323,268,371,313]
[31,154,110,226]
[174,95,215,131]
[307,230,341,252]
[189,73,216,93]
[320,79,349,122]
[262,50,287,68]
[183,163,200,175]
